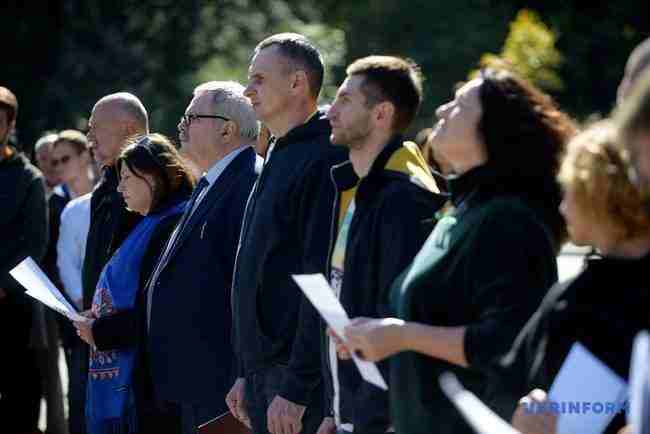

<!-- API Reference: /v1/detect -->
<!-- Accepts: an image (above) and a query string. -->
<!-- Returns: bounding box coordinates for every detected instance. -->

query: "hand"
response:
[226,378,251,428]
[74,318,96,347]
[326,327,352,360]
[316,416,336,434]
[511,389,558,434]
[267,395,306,434]
[343,317,406,362]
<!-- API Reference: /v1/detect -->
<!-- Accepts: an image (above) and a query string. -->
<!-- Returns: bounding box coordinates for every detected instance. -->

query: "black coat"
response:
[232,110,348,405]
[499,253,650,433]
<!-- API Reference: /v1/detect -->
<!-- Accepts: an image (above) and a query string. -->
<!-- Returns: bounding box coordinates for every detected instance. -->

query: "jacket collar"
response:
[272,109,331,152]
[330,135,403,192]
[447,163,495,209]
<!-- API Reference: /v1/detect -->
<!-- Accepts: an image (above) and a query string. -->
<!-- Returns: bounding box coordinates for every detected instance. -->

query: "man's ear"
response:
[8,119,15,135]
[291,70,309,95]
[373,101,395,130]
[220,121,238,143]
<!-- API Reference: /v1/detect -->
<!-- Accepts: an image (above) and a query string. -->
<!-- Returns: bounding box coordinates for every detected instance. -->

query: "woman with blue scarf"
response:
[74,133,194,434]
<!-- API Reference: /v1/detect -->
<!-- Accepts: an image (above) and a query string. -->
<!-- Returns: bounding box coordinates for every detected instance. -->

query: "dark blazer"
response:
[147,147,256,420]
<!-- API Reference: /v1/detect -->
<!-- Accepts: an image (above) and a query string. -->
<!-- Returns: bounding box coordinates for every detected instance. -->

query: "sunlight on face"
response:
[117,163,154,215]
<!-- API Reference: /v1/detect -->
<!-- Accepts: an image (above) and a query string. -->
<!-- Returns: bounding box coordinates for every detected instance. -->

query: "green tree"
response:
[471,9,564,92]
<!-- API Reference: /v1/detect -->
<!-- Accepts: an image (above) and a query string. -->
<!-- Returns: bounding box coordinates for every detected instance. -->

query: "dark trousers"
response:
[245,365,323,434]
[62,341,87,434]
[0,294,42,434]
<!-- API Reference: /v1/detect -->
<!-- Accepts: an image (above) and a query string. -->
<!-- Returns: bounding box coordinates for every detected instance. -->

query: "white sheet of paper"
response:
[439,372,521,434]
[292,273,388,390]
[549,342,628,434]
[627,331,650,434]
[9,257,88,323]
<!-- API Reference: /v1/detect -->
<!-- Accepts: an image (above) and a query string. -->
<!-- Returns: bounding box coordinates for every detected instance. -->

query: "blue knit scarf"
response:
[86,201,185,434]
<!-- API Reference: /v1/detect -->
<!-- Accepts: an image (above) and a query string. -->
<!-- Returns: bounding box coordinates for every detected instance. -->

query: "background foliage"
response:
[1,1,648,150]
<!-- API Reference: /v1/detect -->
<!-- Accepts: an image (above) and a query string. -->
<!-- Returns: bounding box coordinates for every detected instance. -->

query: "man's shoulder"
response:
[5,152,43,183]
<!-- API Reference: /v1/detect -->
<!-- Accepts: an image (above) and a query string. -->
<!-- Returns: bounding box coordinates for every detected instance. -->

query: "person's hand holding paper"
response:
[9,256,88,323]
[291,274,388,390]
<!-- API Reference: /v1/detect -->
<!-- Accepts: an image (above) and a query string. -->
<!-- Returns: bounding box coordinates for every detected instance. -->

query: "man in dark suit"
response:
[146,81,258,434]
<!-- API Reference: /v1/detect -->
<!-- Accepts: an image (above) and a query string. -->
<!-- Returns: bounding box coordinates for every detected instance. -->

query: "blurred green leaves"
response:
[471,9,564,92]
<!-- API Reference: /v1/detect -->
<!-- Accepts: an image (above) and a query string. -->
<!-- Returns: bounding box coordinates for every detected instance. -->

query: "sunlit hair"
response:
[559,120,650,241]
[0,86,18,123]
[53,129,88,154]
[478,67,578,249]
[193,81,259,141]
[116,133,195,211]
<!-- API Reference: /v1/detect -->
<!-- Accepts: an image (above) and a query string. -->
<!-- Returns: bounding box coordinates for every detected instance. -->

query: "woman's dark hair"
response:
[478,68,578,250]
[116,133,195,212]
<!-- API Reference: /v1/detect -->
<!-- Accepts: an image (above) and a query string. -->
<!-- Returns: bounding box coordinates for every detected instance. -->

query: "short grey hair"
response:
[95,92,149,133]
[35,132,59,153]
[193,81,259,142]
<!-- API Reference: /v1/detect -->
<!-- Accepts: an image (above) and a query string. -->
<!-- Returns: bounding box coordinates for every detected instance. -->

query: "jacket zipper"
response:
[326,163,343,427]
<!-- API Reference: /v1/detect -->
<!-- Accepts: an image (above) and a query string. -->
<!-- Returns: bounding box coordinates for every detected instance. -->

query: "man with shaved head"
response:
[69,92,148,434]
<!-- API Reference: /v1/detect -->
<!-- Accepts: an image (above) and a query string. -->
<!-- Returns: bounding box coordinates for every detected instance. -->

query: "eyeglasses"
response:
[181,114,230,126]
[51,155,72,167]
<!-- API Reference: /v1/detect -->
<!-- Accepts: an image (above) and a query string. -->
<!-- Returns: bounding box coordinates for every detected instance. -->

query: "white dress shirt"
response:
[56,193,91,308]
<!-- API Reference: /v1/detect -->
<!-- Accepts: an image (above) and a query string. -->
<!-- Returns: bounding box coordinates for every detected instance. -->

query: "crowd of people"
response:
[1,32,650,434]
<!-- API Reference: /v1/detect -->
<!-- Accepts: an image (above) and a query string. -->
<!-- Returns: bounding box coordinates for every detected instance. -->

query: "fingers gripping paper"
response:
[9,256,88,323]
[292,273,388,390]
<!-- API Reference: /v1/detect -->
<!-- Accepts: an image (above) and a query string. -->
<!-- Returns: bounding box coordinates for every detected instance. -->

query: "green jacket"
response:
[389,164,558,434]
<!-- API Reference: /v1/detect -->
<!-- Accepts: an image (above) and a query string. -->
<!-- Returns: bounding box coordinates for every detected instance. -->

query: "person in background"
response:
[52,130,94,201]
[31,131,69,434]
[53,129,95,434]
[35,132,63,192]
[74,134,192,434]
[0,86,49,434]
[507,121,650,434]
[336,68,576,434]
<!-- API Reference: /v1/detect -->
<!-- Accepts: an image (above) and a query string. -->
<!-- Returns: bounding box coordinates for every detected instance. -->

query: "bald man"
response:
[82,91,148,308]
[69,92,148,434]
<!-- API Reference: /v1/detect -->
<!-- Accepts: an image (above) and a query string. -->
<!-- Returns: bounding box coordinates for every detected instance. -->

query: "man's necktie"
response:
[145,176,209,327]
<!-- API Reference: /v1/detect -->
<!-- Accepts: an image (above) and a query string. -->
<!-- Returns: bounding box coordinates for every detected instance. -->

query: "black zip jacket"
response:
[232,110,348,405]
[0,148,48,295]
[323,137,445,433]
[82,165,141,309]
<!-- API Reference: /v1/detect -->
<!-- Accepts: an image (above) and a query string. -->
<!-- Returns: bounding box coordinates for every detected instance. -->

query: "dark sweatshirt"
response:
[231,110,347,405]
[0,147,48,295]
